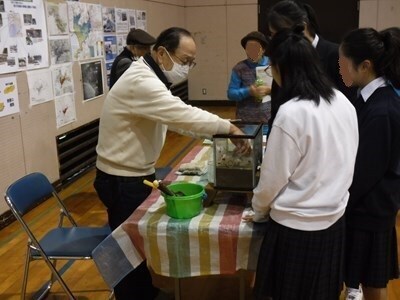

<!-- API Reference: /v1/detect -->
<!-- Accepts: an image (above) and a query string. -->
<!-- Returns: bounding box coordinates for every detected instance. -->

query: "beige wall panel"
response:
[359,1,379,28]
[146,2,185,36]
[185,0,227,6]
[186,6,227,100]
[0,114,26,213]
[154,0,185,6]
[13,71,59,182]
[377,1,400,29]
[227,0,257,5]
[227,5,258,90]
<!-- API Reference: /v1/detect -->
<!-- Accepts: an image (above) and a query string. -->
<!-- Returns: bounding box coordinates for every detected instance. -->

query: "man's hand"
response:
[228,124,251,155]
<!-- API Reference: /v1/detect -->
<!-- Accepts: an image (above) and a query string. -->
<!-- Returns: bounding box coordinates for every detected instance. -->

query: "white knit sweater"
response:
[96,57,231,177]
[252,90,359,230]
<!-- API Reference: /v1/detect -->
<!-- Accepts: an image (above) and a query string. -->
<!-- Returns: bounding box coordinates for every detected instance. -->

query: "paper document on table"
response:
[256,66,273,103]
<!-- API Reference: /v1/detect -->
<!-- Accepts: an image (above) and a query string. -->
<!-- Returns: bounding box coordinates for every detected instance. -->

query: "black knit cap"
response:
[126,29,156,46]
[240,31,268,49]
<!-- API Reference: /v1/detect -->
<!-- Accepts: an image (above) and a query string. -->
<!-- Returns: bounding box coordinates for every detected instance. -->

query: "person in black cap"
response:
[227,31,272,134]
[109,28,156,88]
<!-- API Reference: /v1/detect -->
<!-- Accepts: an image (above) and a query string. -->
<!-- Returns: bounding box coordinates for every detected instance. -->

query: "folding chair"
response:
[4,172,111,299]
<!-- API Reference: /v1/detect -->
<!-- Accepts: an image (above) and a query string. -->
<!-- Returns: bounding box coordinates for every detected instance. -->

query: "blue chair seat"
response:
[33,226,111,258]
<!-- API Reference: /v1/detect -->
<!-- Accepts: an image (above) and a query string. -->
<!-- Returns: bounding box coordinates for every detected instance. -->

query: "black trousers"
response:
[94,168,159,300]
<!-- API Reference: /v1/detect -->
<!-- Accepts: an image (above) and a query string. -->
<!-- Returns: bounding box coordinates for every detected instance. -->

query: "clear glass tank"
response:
[212,123,263,191]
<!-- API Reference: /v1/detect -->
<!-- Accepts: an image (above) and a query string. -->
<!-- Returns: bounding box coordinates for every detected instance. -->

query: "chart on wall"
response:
[0,0,49,74]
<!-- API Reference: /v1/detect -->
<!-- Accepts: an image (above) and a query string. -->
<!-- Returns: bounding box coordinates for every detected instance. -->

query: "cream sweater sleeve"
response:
[114,62,231,136]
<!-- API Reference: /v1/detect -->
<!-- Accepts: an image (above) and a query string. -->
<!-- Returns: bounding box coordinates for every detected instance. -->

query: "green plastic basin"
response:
[162,182,205,219]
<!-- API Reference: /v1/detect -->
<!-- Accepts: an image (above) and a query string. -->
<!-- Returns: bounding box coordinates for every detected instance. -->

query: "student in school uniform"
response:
[243,25,359,300]
[339,27,400,300]
[266,0,356,101]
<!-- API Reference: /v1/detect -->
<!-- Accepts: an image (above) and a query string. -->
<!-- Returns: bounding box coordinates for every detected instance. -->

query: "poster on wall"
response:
[104,35,117,61]
[115,8,128,34]
[52,63,74,97]
[26,68,54,106]
[0,76,20,118]
[127,9,137,30]
[55,93,76,129]
[102,7,115,33]
[135,10,147,30]
[45,1,69,36]
[49,36,72,65]
[0,0,50,74]
[67,1,104,61]
[80,59,103,101]
[105,61,113,87]
[116,34,126,55]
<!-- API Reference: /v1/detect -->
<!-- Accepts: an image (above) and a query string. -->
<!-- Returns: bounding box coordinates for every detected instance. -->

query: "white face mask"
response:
[161,49,190,85]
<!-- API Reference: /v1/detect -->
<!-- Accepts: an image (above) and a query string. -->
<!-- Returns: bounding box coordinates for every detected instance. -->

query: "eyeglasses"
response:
[172,53,197,69]
[163,47,197,69]
[264,65,273,77]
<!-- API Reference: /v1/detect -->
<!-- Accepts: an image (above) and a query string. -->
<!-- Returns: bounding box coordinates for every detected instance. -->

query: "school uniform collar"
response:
[360,77,387,102]
[311,34,319,48]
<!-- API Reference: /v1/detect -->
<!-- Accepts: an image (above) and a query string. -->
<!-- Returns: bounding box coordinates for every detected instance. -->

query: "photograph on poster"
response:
[103,7,116,33]
[81,60,103,101]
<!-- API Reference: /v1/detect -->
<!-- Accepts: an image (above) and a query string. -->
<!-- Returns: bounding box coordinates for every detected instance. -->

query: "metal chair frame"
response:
[4,172,111,300]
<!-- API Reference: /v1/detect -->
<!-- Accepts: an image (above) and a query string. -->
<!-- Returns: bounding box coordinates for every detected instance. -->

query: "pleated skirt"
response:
[345,226,399,288]
[253,217,345,300]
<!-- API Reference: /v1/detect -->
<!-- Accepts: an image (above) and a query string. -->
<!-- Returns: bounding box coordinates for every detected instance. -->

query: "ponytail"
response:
[380,27,400,88]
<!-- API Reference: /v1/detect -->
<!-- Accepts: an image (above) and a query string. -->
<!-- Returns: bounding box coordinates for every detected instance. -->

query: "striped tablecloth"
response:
[92,145,268,289]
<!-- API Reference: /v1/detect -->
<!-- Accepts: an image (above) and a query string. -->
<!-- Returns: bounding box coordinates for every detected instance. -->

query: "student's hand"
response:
[242,209,270,223]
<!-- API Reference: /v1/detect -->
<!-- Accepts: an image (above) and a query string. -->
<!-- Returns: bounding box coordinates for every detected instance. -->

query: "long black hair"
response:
[267,0,320,37]
[267,25,334,129]
[341,27,400,89]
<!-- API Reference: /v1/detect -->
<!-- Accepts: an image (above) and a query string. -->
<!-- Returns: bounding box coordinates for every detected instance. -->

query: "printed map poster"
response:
[45,1,68,36]
[87,3,102,32]
[55,93,76,128]
[0,0,49,74]
[52,63,73,97]
[0,76,20,118]
[27,68,54,106]
[49,36,72,65]
[67,1,104,60]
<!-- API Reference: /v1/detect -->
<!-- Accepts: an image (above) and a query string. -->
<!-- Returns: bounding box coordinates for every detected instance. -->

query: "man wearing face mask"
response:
[227,31,272,131]
[94,27,250,300]
[109,28,156,89]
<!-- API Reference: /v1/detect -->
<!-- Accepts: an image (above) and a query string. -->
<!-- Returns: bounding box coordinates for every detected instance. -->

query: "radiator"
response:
[56,119,99,185]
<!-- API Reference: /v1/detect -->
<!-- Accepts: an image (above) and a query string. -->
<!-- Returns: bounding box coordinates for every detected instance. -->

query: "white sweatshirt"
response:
[252,90,359,230]
[96,57,231,177]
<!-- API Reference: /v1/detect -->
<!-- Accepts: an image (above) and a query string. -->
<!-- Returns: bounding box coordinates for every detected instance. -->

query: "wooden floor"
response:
[0,105,399,300]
